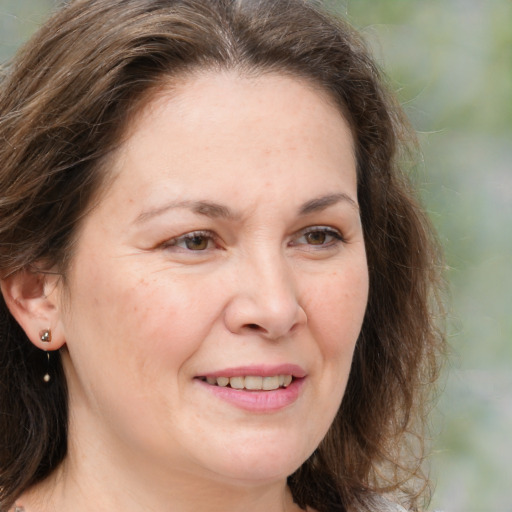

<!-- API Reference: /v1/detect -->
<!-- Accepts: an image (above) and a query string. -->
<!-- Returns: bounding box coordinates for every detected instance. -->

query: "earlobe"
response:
[0,268,66,350]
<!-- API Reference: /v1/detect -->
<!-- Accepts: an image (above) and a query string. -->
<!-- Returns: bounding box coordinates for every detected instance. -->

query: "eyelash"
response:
[290,226,346,248]
[161,230,218,252]
[161,226,345,252]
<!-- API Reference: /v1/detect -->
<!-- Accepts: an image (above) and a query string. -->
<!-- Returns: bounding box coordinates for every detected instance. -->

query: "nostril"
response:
[246,323,260,330]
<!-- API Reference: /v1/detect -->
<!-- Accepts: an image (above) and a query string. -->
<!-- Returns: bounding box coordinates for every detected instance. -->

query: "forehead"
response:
[116,70,354,167]
[93,71,357,220]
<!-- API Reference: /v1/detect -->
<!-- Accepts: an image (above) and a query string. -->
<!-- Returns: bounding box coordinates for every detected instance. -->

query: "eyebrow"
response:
[298,193,359,215]
[135,200,237,224]
[134,193,358,224]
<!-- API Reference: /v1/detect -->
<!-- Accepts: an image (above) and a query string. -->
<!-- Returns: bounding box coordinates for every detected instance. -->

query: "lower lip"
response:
[197,378,305,412]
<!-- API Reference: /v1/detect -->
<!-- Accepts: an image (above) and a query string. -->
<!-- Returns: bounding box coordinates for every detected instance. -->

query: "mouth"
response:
[198,374,294,391]
[195,366,306,411]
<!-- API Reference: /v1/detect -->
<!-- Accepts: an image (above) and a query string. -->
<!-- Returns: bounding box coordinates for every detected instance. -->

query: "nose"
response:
[223,254,307,340]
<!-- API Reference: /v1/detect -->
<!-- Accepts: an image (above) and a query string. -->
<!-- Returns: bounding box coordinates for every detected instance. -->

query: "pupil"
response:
[186,236,208,250]
[306,232,326,245]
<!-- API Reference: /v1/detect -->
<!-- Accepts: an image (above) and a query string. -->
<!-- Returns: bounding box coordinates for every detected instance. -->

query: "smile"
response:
[200,375,293,390]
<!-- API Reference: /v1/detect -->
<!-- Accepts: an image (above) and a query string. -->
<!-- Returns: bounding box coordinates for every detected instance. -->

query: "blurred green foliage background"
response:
[1,1,510,510]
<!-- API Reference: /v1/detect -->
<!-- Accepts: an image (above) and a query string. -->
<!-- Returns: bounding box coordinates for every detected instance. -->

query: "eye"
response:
[163,230,217,251]
[292,226,345,247]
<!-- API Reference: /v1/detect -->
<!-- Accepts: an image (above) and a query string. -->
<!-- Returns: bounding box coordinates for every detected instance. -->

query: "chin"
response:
[214,460,302,486]
[201,433,314,484]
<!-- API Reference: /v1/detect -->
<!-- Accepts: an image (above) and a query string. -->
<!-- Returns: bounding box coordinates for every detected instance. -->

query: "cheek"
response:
[127,281,219,372]
[62,259,225,390]
[306,265,369,357]
[294,266,368,447]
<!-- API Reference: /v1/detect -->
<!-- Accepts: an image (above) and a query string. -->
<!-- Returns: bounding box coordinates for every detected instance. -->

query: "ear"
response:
[0,268,66,350]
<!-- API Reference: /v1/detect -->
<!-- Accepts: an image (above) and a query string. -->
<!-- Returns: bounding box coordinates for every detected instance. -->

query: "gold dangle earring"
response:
[39,329,52,383]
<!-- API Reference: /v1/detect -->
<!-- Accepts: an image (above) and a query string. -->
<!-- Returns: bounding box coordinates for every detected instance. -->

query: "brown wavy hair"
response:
[0,1,445,511]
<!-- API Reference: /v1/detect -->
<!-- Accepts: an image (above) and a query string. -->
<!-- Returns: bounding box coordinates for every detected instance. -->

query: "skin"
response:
[4,71,368,512]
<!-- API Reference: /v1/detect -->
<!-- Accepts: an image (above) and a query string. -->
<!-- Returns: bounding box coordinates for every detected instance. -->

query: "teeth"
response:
[204,375,294,390]
[262,376,279,390]
[245,376,263,390]
[216,376,229,387]
[229,376,245,389]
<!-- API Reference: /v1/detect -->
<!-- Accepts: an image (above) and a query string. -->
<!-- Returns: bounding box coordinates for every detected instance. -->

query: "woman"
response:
[0,1,445,511]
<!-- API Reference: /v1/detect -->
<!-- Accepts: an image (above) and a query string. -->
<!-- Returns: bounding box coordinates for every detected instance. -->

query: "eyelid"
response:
[161,230,219,251]
[291,225,346,246]
[158,225,345,253]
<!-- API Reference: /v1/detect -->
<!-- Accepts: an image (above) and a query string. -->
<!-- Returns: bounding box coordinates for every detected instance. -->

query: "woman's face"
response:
[54,71,368,485]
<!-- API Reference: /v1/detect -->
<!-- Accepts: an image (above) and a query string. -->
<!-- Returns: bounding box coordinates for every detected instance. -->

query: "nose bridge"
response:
[250,247,295,311]
[226,244,306,339]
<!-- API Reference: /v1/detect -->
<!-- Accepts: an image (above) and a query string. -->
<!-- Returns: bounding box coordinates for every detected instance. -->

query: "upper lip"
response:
[197,364,306,379]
